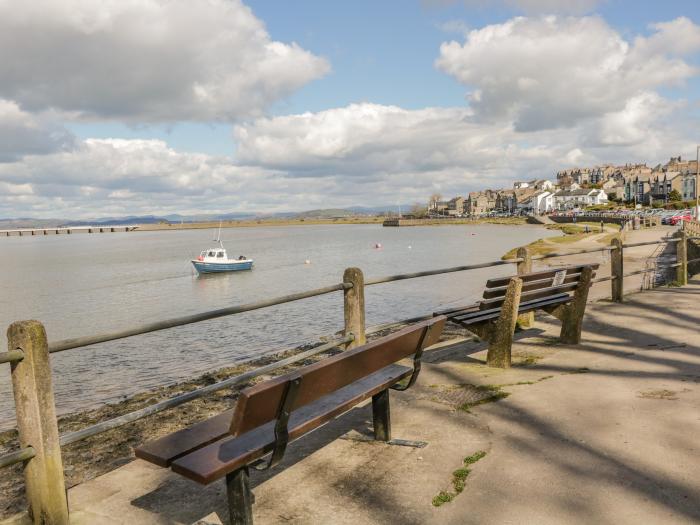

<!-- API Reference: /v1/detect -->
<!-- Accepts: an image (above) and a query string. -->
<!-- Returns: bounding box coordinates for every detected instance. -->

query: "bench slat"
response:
[170,364,412,484]
[229,317,445,437]
[135,409,235,468]
[479,279,593,311]
[485,264,599,289]
[452,293,570,325]
[482,273,582,300]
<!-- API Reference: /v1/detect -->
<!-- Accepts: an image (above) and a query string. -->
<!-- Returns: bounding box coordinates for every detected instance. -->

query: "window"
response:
[217,251,224,258]
[208,251,215,257]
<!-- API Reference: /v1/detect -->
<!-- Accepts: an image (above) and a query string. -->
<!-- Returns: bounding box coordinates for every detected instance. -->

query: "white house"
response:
[528,190,554,214]
[553,189,608,210]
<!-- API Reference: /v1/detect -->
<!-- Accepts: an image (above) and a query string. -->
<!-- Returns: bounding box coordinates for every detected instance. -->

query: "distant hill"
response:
[0,206,408,229]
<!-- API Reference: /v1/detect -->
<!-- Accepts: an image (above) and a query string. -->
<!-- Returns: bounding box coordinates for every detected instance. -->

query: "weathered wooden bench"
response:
[135,316,446,524]
[434,264,598,366]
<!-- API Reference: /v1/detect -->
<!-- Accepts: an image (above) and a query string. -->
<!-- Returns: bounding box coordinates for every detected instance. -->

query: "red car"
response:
[670,214,692,226]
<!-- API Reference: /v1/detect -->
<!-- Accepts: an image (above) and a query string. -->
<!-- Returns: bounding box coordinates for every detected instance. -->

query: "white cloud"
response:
[437,16,700,131]
[1,95,697,219]
[0,0,329,122]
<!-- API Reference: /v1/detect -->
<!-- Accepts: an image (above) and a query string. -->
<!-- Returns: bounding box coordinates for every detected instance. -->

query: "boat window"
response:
[217,251,224,258]
[208,251,215,257]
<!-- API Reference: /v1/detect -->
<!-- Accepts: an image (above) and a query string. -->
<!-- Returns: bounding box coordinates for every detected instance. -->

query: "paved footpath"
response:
[7,230,698,525]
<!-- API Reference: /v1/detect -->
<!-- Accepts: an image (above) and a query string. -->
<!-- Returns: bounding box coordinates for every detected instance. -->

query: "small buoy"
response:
[304,259,311,265]
[374,243,382,249]
[408,245,412,249]
[471,233,476,236]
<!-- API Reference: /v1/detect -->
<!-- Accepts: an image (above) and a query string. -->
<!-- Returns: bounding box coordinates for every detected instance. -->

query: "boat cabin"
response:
[202,249,227,259]
[196,248,249,263]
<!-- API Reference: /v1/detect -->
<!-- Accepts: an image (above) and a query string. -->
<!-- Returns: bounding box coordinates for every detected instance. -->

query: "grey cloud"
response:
[0,100,76,161]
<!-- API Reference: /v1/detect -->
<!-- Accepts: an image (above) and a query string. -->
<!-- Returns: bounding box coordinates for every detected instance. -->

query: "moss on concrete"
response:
[432,451,488,507]
[459,385,510,412]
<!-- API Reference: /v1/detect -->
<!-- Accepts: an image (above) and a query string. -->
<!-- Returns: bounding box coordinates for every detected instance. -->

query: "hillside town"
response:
[429,155,698,217]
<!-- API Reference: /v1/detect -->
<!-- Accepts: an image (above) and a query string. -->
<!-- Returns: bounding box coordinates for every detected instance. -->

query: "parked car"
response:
[670,213,692,226]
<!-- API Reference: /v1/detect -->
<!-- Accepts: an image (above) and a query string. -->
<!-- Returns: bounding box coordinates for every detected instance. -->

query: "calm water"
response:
[0,224,556,425]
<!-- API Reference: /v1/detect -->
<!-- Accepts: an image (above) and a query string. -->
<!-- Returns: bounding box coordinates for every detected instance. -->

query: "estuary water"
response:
[0,223,557,425]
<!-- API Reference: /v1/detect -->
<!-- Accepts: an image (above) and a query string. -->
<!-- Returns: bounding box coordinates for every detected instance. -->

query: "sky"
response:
[1,0,699,219]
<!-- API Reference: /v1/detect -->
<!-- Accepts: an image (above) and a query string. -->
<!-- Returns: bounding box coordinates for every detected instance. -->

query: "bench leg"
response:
[559,266,593,345]
[372,389,391,442]
[226,467,253,525]
[341,389,427,447]
[486,277,522,368]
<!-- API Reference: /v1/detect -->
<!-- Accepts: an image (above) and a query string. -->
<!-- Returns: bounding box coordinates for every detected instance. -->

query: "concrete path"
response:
[46,273,699,524]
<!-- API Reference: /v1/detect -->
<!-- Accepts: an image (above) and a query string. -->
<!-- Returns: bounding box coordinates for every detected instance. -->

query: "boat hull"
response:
[191,260,253,273]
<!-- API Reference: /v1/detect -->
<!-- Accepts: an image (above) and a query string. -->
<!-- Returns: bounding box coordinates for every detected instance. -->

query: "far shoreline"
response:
[135,216,530,232]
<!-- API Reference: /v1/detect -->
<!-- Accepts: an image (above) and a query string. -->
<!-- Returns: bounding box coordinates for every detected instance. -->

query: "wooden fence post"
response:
[8,320,69,525]
[343,268,366,349]
[516,247,533,328]
[674,230,688,286]
[611,237,623,302]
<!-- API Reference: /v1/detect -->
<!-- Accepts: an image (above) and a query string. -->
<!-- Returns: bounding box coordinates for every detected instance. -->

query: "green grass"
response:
[432,491,455,506]
[432,451,488,506]
[463,451,487,465]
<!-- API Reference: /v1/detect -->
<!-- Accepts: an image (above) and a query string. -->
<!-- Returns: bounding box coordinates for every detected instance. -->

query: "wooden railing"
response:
[1,232,698,524]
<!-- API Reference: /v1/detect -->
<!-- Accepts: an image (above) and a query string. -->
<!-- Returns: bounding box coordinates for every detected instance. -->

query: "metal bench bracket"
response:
[392,325,433,392]
[253,375,302,471]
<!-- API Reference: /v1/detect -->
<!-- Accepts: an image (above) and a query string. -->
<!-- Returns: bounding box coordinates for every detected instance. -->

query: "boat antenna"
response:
[215,220,223,247]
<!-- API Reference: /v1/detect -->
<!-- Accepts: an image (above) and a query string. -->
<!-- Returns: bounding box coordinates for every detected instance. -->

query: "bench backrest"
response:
[479,264,598,310]
[228,316,446,437]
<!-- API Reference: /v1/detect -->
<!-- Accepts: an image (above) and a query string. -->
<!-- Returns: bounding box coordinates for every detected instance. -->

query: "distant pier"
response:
[1,225,137,237]
[383,218,474,227]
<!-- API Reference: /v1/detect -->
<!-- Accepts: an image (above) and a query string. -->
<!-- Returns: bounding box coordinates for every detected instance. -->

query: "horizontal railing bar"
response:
[621,262,678,278]
[59,334,353,446]
[532,246,614,261]
[364,258,523,286]
[622,239,679,248]
[0,350,23,364]
[0,446,35,469]
[591,275,613,283]
[49,282,352,353]
[687,257,700,264]
[622,269,650,277]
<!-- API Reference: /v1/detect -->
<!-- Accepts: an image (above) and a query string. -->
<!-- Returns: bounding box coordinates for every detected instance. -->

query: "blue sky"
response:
[1,0,699,217]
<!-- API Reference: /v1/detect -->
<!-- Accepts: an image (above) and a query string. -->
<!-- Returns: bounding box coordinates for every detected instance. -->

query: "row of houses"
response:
[430,179,608,217]
[430,154,697,218]
[558,156,698,204]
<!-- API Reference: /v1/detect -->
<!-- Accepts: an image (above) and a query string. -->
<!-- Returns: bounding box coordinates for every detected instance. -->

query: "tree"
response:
[411,202,428,218]
[668,189,682,202]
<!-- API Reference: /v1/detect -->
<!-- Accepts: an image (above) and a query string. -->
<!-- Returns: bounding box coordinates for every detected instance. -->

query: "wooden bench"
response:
[135,316,446,524]
[434,264,598,367]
